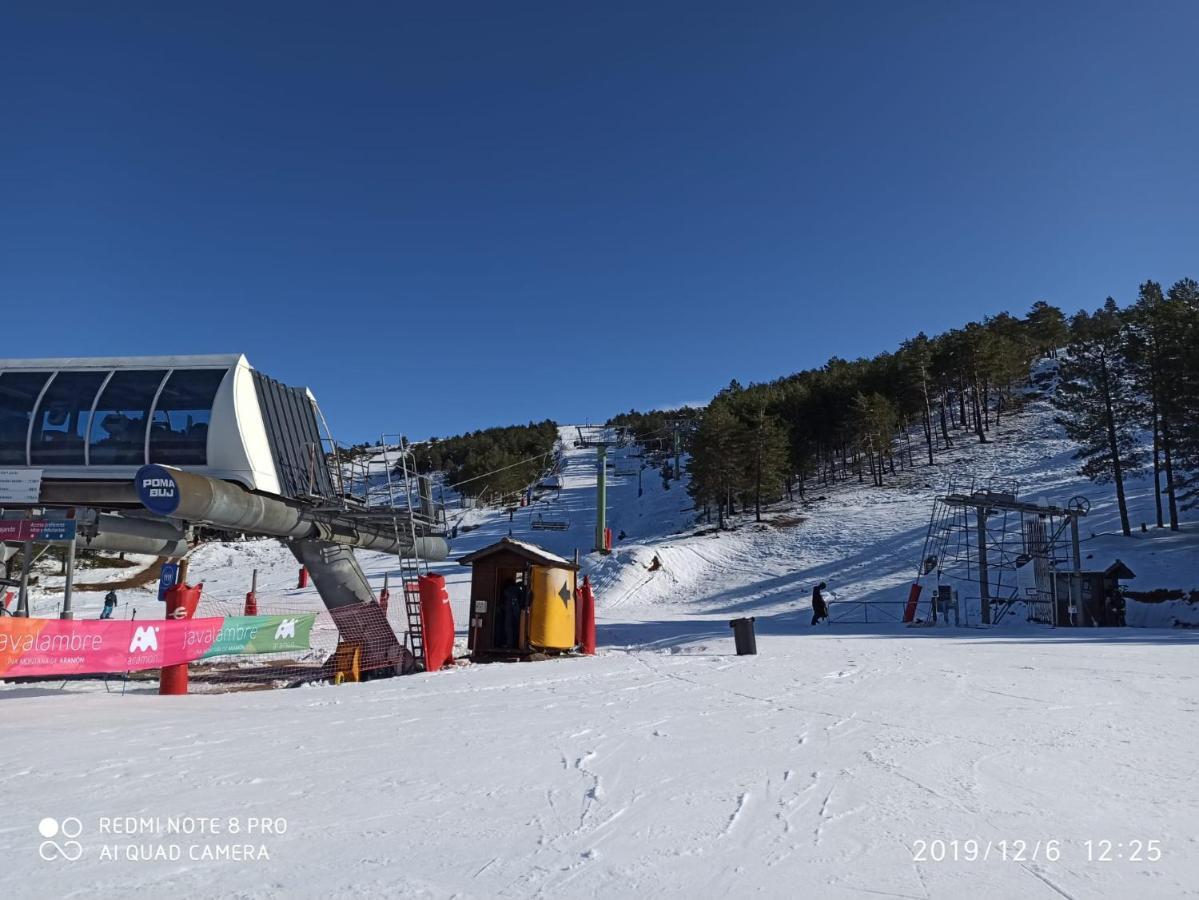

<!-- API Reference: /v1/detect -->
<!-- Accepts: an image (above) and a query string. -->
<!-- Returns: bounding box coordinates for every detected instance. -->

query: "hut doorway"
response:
[492,566,528,651]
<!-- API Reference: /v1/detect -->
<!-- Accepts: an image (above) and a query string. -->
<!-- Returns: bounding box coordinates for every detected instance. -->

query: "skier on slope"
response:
[810,582,829,625]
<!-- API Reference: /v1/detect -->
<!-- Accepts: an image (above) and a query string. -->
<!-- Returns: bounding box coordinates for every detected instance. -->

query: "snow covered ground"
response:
[3,628,1196,898]
[3,401,1198,898]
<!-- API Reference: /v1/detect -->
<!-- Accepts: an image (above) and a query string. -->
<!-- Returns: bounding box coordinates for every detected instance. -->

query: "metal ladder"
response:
[399,557,425,668]
[380,436,428,669]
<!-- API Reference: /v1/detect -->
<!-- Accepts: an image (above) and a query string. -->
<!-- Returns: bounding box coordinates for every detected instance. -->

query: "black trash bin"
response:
[729,617,757,655]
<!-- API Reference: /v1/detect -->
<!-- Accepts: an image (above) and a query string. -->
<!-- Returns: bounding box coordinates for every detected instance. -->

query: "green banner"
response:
[200,614,317,658]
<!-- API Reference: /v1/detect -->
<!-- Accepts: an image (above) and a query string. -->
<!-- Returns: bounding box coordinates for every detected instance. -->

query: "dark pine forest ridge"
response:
[656,280,1199,535]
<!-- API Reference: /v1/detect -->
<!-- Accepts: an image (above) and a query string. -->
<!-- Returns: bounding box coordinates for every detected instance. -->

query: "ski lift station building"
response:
[1,353,447,678]
[0,352,447,566]
[0,354,335,501]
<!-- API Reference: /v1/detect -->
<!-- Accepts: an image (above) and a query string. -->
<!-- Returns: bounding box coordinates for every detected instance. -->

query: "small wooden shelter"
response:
[1054,559,1135,626]
[458,537,579,659]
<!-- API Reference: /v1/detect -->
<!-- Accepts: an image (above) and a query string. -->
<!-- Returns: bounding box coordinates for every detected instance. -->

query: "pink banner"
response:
[0,617,224,678]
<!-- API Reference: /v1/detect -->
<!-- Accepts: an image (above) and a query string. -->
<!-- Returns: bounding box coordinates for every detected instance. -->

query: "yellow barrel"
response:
[529,565,577,650]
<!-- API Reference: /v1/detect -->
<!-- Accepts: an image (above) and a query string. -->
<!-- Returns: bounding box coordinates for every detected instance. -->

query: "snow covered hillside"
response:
[4,406,1198,898]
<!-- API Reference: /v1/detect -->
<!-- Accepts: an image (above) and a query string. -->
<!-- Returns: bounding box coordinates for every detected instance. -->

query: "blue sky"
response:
[2,2,1196,443]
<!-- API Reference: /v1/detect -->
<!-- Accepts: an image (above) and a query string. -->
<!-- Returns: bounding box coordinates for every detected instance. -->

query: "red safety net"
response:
[152,586,421,692]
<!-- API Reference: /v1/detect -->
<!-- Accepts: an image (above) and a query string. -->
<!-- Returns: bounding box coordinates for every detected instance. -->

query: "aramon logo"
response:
[274,618,297,640]
[128,626,159,653]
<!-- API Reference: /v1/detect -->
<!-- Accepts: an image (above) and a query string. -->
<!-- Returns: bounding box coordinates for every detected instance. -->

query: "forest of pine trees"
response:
[1055,279,1199,534]
[607,407,704,448]
[411,420,559,500]
[615,280,1199,532]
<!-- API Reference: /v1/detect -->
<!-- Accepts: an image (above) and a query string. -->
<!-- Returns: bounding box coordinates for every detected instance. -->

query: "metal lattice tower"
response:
[916,478,1089,626]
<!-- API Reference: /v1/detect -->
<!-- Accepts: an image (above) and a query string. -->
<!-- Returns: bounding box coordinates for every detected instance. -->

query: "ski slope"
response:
[3,403,1199,898]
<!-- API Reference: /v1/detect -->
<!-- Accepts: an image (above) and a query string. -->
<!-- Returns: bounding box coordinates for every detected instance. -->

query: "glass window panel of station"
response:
[148,369,226,465]
[0,371,52,464]
[30,371,110,465]
[89,370,168,465]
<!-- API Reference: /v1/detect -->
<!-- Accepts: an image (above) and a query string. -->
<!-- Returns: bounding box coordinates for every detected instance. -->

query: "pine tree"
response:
[980,314,1030,425]
[1164,278,1199,510]
[900,334,936,465]
[687,402,746,528]
[962,323,990,442]
[852,392,898,487]
[1053,300,1143,536]
[1025,301,1069,358]
[773,380,815,497]
[1124,281,1174,528]
[738,402,789,521]
[1068,309,1096,343]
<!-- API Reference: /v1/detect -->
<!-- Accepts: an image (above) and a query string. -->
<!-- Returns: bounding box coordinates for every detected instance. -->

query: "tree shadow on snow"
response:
[694,522,931,616]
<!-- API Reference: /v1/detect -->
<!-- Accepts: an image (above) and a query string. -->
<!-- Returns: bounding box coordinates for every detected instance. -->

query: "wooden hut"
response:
[1054,559,1135,626]
[458,537,579,659]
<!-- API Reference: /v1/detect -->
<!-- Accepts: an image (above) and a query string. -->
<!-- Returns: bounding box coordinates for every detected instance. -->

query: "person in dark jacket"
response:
[101,590,118,620]
[810,582,829,625]
[500,580,527,649]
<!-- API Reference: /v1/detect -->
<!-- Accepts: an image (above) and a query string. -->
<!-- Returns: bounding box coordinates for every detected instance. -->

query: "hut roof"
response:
[457,537,579,570]
[1104,559,1136,579]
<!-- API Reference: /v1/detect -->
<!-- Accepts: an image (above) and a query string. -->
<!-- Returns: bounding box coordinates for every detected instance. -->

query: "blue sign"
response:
[158,562,180,601]
[136,464,181,516]
[0,519,77,542]
[29,520,77,542]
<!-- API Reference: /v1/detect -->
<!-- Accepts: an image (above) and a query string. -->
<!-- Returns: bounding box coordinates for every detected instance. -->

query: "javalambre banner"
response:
[0,614,316,678]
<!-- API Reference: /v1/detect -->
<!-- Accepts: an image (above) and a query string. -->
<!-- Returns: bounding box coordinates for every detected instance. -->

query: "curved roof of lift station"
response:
[0,354,330,499]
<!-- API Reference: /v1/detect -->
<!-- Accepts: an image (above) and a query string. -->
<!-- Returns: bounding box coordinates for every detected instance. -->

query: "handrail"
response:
[826,600,908,625]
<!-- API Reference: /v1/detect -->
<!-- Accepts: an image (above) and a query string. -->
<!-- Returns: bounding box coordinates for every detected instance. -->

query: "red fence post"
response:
[297,567,308,589]
[245,568,258,615]
[903,583,922,623]
[160,583,203,695]
[579,576,596,655]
